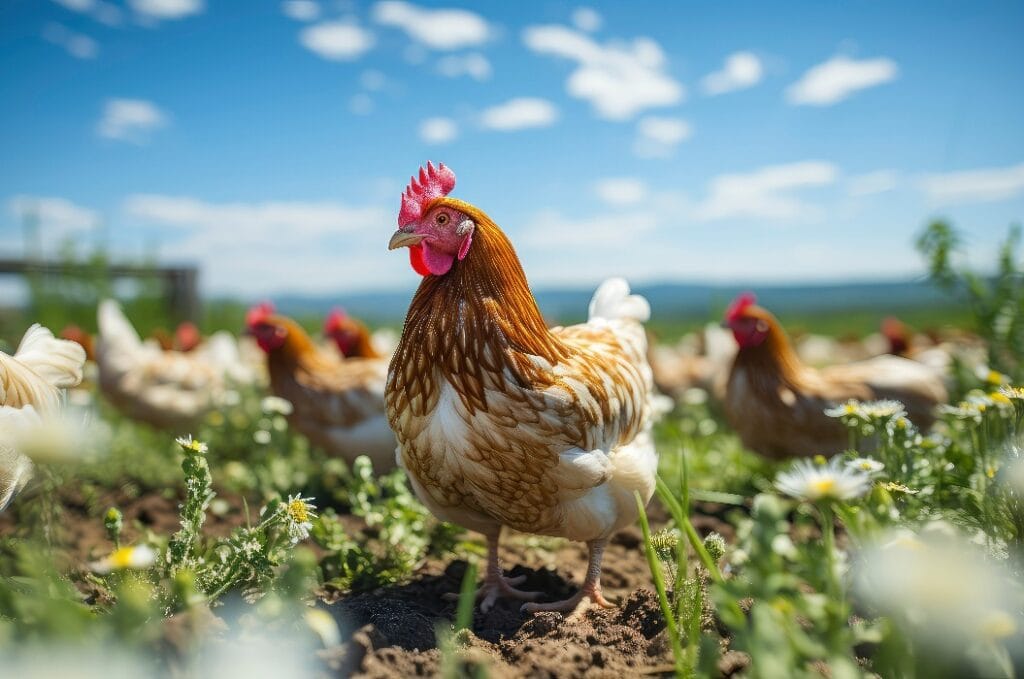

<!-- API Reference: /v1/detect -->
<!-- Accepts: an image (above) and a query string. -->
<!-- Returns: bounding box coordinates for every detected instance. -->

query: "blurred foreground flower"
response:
[90,544,157,574]
[775,457,870,502]
[854,528,1023,656]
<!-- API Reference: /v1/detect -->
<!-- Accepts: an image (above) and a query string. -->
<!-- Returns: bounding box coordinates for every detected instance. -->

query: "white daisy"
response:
[847,457,885,474]
[90,544,157,574]
[261,396,294,416]
[855,529,1024,648]
[175,435,208,454]
[775,457,870,502]
[282,494,317,543]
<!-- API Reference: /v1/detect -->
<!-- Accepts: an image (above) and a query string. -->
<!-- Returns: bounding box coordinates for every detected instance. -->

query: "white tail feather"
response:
[587,277,650,323]
[98,299,143,352]
[13,324,86,391]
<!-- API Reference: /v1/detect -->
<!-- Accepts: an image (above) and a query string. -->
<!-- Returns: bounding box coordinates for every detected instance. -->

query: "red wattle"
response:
[409,244,431,276]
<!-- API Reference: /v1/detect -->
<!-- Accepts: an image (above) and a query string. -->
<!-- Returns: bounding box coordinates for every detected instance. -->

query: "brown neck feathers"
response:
[390,199,570,412]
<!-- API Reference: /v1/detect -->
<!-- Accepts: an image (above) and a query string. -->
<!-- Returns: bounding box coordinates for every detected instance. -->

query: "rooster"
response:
[323,308,384,359]
[385,162,661,614]
[246,303,395,471]
[1,324,86,509]
[722,293,948,459]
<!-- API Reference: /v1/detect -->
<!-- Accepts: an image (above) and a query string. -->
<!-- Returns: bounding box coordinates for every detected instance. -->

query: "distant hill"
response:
[267,278,961,326]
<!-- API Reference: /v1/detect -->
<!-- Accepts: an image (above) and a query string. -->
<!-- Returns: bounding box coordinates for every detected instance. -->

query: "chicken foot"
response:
[521,539,614,616]
[445,528,541,613]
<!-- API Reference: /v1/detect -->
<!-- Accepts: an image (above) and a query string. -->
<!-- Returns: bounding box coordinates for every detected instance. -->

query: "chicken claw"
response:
[520,580,615,618]
[521,540,615,619]
[444,529,542,612]
[445,573,542,613]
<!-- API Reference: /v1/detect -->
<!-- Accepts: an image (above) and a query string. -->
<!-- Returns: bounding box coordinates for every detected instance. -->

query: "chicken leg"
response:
[522,539,615,615]
[447,527,541,613]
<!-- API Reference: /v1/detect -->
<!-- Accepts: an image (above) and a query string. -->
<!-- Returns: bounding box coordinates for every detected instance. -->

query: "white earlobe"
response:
[456,219,475,236]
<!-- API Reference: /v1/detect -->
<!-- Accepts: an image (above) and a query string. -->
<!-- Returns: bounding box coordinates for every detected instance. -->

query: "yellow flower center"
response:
[991,392,1011,406]
[843,403,856,414]
[810,478,836,497]
[980,610,1018,640]
[288,499,309,523]
[986,466,996,479]
[110,547,135,569]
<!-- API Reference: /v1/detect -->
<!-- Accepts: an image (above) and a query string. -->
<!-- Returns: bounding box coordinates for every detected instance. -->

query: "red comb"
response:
[324,307,348,333]
[398,161,456,226]
[725,292,756,322]
[246,301,275,328]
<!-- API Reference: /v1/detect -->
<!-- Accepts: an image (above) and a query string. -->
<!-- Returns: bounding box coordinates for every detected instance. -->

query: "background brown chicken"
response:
[247,303,394,470]
[722,293,948,459]
[385,162,662,614]
[323,308,383,359]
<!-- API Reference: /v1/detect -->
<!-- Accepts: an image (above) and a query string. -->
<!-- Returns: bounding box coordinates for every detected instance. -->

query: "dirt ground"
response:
[1,486,742,678]
[319,503,738,678]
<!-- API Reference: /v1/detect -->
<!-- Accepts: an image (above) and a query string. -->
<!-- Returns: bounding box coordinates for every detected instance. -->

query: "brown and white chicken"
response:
[1,324,86,509]
[247,303,395,471]
[385,162,661,614]
[722,293,948,459]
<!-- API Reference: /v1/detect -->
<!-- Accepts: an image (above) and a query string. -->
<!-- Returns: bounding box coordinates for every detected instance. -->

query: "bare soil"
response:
[0,485,743,678]
[319,503,738,678]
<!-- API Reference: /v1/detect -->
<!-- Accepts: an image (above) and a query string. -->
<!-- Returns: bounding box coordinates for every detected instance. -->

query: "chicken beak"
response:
[388,229,426,250]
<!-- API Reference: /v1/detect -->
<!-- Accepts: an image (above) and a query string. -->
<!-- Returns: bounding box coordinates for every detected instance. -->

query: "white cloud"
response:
[521,209,659,248]
[52,0,93,10]
[480,98,558,131]
[437,52,491,81]
[349,94,373,115]
[786,54,898,106]
[122,194,397,294]
[918,163,1024,205]
[633,116,692,158]
[129,0,204,22]
[51,0,123,25]
[848,170,900,196]
[372,1,491,50]
[360,69,386,90]
[300,21,375,61]
[701,51,763,95]
[593,178,649,206]
[571,7,602,33]
[42,23,98,59]
[281,0,319,22]
[419,117,458,144]
[522,24,683,120]
[693,161,839,220]
[9,196,99,236]
[96,99,168,143]
[124,195,383,237]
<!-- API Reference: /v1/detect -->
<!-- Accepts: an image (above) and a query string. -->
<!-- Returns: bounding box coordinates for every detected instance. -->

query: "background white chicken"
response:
[96,300,256,430]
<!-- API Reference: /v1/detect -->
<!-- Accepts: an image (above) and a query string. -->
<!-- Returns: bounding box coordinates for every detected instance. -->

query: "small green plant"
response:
[918,220,1024,380]
[314,455,463,591]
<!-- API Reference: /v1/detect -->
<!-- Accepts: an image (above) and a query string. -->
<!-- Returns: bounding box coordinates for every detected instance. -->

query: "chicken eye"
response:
[436,213,449,226]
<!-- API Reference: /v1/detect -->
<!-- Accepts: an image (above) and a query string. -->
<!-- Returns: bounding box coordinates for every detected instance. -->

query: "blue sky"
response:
[1,0,1023,298]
